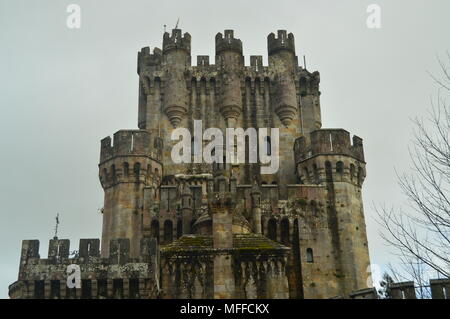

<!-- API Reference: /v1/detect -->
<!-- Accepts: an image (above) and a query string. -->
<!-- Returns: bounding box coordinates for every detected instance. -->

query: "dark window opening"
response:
[129,279,140,299]
[113,279,123,299]
[280,218,290,245]
[336,161,344,175]
[134,162,141,181]
[81,280,92,299]
[97,280,107,299]
[164,220,173,244]
[177,219,183,238]
[306,248,314,263]
[34,280,45,299]
[151,220,159,243]
[123,162,130,177]
[50,280,60,299]
[268,219,277,241]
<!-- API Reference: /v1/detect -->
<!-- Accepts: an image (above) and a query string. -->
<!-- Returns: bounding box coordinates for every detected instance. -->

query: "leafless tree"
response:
[377,53,450,288]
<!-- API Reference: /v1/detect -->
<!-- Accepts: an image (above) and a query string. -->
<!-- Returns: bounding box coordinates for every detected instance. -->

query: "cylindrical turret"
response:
[162,29,191,127]
[99,130,163,258]
[268,30,298,127]
[215,30,244,128]
[294,129,370,296]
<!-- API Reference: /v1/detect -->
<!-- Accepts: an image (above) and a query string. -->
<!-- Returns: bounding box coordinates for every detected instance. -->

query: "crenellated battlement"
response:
[162,29,191,54]
[197,55,210,67]
[297,70,320,95]
[294,129,365,163]
[137,47,162,73]
[11,238,158,299]
[100,130,162,164]
[215,30,243,55]
[19,238,157,270]
[268,30,295,55]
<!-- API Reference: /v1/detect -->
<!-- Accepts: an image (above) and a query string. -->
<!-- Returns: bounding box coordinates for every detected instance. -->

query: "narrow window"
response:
[280,218,290,245]
[123,162,129,177]
[164,220,173,244]
[50,280,60,299]
[306,248,314,263]
[81,280,92,299]
[34,280,45,299]
[151,220,159,243]
[97,280,107,298]
[129,279,139,299]
[134,162,141,181]
[268,219,277,241]
[336,161,344,175]
[113,279,123,299]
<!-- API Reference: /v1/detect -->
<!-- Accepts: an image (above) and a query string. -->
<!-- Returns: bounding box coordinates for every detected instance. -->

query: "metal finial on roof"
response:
[53,213,60,240]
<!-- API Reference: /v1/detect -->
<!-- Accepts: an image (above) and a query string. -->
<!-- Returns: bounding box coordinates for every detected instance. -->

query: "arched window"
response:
[306,248,314,263]
[150,220,159,243]
[336,161,344,175]
[163,220,173,244]
[280,218,290,245]
[123,162,129,177]
[134,163,141,181]
[268,218,277,241]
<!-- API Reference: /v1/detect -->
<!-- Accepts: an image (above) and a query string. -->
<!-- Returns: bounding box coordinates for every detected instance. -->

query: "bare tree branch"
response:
[376,55,450,294]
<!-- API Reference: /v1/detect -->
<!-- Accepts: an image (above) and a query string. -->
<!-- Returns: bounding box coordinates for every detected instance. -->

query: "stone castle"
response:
[9,29,374,299]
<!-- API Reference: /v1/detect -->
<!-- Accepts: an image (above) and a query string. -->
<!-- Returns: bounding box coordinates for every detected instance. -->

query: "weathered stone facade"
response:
[9,29,374,299]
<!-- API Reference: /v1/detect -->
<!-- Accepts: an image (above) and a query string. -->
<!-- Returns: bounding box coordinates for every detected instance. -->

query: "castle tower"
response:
[99,130,162,257]
[266,31,301,194]
[9,28,375,300]
[295,129,370,296]
[267,30,297,127]
[162,29,191,128]
[215,30,244,128]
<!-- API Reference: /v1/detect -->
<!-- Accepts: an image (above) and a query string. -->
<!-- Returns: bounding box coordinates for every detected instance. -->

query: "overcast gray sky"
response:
[0,0,449,298]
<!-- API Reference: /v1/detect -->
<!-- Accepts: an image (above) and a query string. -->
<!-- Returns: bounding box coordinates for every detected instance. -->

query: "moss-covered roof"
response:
[161,234,290,255]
